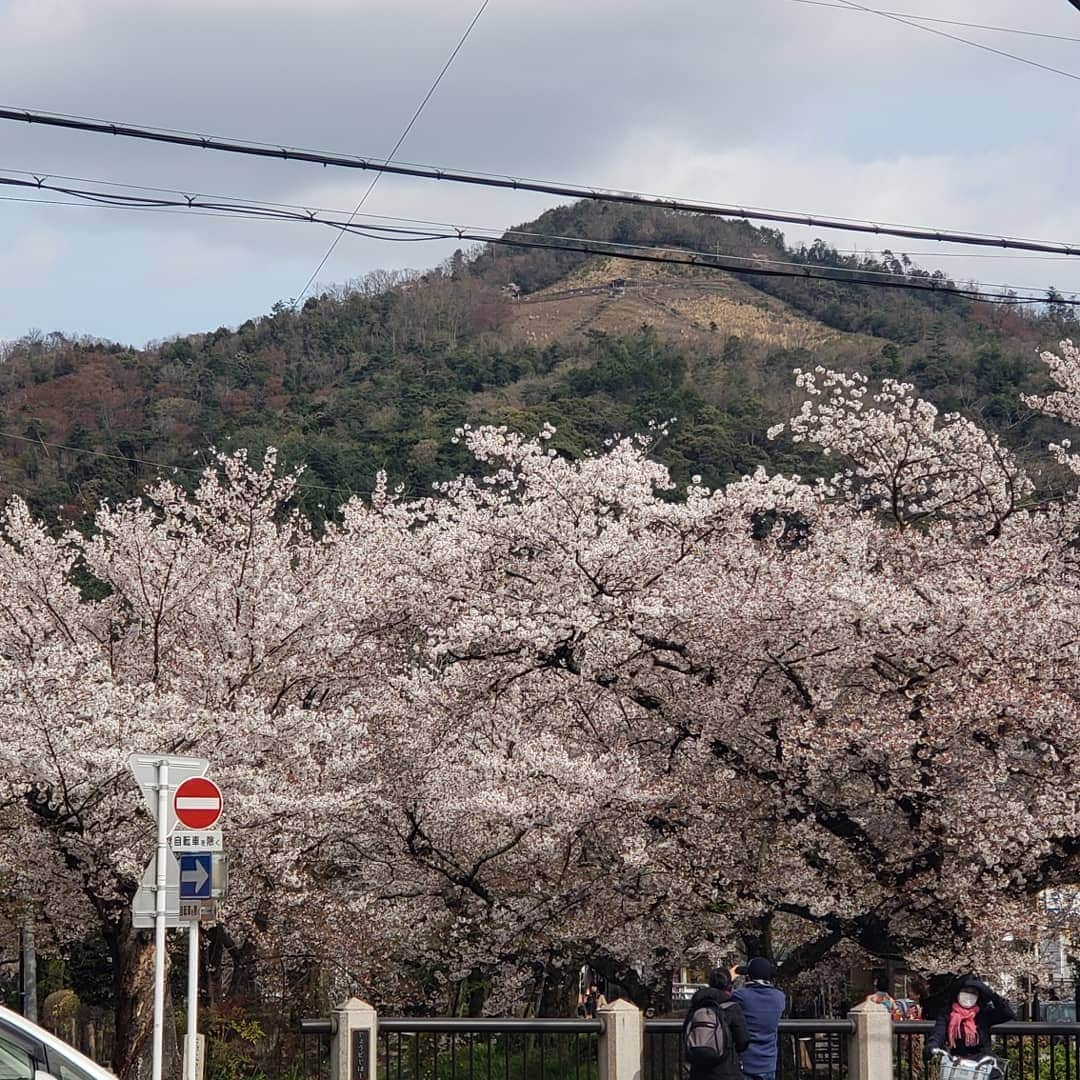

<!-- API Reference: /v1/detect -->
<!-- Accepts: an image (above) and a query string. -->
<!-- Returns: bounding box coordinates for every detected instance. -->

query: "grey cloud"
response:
[2,0,1080,341]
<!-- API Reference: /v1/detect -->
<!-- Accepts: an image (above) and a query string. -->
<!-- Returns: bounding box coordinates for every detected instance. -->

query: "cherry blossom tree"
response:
[2,342,1080,1075]
[0,455,404,1075]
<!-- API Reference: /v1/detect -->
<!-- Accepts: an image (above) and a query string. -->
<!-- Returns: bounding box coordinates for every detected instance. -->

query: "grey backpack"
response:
[684,1000,734,1066]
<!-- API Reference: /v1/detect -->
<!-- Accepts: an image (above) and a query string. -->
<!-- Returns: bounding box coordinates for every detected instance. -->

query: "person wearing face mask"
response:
[924,976,1015,1067]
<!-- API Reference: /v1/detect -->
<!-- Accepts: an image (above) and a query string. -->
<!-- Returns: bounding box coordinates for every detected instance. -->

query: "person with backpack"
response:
[683,968,751,1080]
[732,958,786,1080]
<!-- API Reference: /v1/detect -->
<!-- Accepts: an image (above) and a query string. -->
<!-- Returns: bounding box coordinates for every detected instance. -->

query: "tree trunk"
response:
[205,926,225,1009]
[739,911,774,964]
[589,955,666,1012]
[225,937,260,1005]
[108,921,178,1080]
[20,909,37,1021]
[465,972,488,1018]
[538,962,570,1018]
[222,902,269,1008]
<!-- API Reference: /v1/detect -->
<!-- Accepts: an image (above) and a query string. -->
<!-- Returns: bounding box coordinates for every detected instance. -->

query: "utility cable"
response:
[294,0,493,307]
[5,167,1080,266]
[0,168,1060,288]
[830,0,1080,83]
[4,105,1080,258]
[782,0,1080,44]
[411,231,1079,305]
[2,170,1080,304]
[1,171,1077,305]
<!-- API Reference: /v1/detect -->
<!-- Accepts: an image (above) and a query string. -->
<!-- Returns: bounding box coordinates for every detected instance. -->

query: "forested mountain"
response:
[1,199,1076,525]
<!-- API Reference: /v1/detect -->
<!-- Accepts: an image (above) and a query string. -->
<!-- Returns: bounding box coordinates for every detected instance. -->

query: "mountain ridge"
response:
[0,199,1073,525]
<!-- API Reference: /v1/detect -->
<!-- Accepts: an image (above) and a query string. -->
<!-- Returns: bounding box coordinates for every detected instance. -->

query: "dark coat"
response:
[925,978,1015,1061]
[683,987,751,1080]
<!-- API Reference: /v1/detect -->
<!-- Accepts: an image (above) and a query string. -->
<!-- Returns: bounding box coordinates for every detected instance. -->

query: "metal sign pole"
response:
[152,759,169,1080]
[186,920,199,1080]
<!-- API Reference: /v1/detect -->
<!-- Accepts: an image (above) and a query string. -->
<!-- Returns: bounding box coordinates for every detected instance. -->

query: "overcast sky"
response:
[2,0,1080,346]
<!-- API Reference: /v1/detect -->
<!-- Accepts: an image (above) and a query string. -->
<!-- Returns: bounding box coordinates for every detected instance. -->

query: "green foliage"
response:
[33,933,113,1009]
[205,1010,269,1080]
[1001,1036,1079,1080]
[0,200,1072,525]
[376,1032,600,1080]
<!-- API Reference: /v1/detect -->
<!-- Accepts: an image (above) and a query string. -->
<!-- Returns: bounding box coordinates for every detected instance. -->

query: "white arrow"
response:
[181,860,209,894]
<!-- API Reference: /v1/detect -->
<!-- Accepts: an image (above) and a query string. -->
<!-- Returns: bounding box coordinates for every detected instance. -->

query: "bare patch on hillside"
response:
[502,256,854,352]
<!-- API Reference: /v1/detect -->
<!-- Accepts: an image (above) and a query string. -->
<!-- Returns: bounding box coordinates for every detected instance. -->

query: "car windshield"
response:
[0,1037,33,1080]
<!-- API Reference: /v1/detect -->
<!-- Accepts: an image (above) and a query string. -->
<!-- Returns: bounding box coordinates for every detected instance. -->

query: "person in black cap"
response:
[732,958,786,1080]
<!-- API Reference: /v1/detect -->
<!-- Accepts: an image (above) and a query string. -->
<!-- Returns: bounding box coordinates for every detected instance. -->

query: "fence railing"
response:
[300,1019,332,1080]
[644,1017,853,1080]
[305,1008,1080,1080]
[895,1022,1080,1080]
[301,1016,602,1080]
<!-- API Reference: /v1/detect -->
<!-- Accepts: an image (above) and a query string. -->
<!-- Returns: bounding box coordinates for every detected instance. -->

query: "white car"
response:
[0,1006,116,1080]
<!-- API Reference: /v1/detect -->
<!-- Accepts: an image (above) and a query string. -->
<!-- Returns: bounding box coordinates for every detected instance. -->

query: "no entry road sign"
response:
[129,754,208,834]
[128,752,224,1080]
[174,777,223,830]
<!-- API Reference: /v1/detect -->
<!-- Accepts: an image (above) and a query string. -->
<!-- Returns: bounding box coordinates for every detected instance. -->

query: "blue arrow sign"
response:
[179,853,212,899]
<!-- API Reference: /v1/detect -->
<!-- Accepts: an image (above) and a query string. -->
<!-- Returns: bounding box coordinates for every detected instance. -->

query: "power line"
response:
[0,430,208,476]
[782,0,1080,44]
[0,170,1066,301]
[830,0,1080,83]
[4,167,1079,267]
[0,166,464,223]
[4,104,1080,258]
[1,170,1077,304]
[827,247,1080,262]
[0,165,548,236]
[401,231,1079,305]
[0,167,1056,285]
[294,0,493,307]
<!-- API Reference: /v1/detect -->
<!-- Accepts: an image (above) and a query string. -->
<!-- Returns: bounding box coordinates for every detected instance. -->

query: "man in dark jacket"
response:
[684,968,751,1080]
[924,975,1014,1063]
[732,958,786,1080]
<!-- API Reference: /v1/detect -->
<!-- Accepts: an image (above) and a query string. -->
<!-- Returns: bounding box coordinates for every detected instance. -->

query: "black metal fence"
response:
[301,1019,332,1080]
[303,1014,1080,1080]
[895,1022,1080,1080]
[301,1017,602,1080]
[643,1018,853,1080]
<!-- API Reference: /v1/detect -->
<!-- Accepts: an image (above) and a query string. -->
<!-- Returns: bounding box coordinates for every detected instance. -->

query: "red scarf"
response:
[947,1002,979,1047]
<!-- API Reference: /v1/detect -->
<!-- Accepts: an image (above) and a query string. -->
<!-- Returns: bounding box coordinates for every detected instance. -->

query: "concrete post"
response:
[848,1000,893,1080]
[331,998,377,1080]
[598,998,643,1080]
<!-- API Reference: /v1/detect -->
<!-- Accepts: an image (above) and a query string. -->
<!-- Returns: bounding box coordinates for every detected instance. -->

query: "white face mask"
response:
[957,991,979,1008]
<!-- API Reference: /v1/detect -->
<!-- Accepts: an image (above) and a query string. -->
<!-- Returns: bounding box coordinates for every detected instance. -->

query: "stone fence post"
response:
[848,1000,893,1080]
[598,998,643,1080]
[330,998,378,1080]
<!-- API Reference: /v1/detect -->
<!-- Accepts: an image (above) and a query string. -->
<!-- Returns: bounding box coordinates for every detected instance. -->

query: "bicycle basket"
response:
[937,1055,1009,1080]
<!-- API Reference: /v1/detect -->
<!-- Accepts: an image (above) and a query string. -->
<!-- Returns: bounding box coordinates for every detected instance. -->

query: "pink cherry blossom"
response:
[2,344,1080,1070]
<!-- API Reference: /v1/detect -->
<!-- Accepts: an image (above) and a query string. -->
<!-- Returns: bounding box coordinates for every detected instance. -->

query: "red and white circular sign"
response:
[174,776,223,830]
